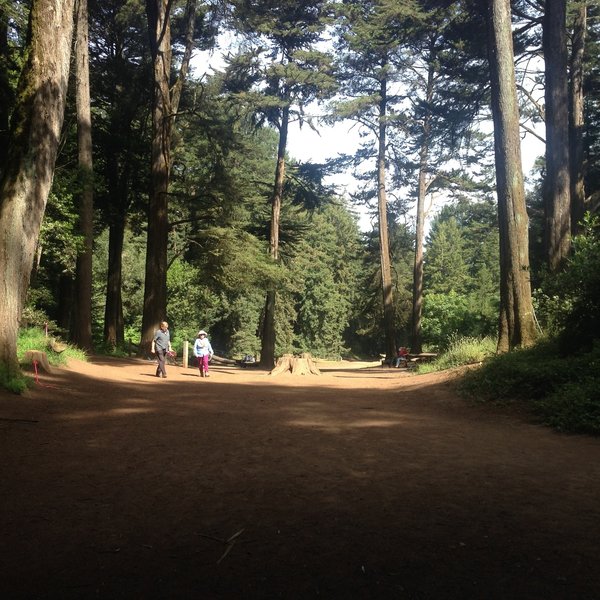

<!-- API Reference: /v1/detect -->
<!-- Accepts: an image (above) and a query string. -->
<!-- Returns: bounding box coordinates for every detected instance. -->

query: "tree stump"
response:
[24,350,53,373]
[270,353,321,376]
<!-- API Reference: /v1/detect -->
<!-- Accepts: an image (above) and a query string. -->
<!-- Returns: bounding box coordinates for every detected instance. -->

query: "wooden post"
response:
[183,340,189,369]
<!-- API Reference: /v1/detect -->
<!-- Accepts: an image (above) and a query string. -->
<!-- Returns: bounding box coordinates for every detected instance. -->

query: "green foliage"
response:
[422,198,500,349]
[166,257,221,349]
[533,215,600,351]
[289,204,362,358]
[558,215,600,352]
[422,292,496,351]
[460,341,571,402]
[417,335,496,374]
[460,340,600,435]
[2,328,88,393]
[424,217,469,294]
[535,373,600,435]
[0,364,30,393]
[17,328,87,366]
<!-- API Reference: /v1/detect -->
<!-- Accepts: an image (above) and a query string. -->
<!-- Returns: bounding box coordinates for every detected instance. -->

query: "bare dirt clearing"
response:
[1,357,600,599]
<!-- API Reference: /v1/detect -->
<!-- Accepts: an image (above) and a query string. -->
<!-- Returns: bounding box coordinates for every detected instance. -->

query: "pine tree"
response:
[226,0,337,367]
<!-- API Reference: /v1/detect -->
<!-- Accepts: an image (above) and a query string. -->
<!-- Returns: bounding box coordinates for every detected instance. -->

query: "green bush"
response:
[0,364,31,393]
[460,341,600,434]
[422,292,497,351]
[535,376,600,434]
[418,335,496,373]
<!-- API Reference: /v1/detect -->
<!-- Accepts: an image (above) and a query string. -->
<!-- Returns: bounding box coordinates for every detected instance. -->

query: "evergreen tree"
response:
[226,0,337,367]
[425,217,469,294]
[332,0,424,361]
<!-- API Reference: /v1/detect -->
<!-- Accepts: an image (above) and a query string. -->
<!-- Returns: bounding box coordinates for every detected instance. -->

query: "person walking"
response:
[151,321,172,378]
[193,330,214,377]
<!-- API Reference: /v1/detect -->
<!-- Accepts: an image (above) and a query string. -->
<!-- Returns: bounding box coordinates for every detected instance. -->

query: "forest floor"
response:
[1,356,600,599]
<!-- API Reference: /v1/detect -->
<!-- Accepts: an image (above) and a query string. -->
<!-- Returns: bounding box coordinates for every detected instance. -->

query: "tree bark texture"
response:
[72,0,94,351]
[140,0,196,354]
[260,103,289,369]
[0,0,75,375]
[569,3,586,235]
[486,0,537,352]
[411,56,435,356]
[0,11,10,167]
[543,0,571,271]
[103,220,126,348]
[377,77,396,361]
[141,0,172,354]
[270,353,321,376]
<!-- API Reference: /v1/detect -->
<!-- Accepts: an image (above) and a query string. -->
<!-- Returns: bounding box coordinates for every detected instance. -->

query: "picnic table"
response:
[407,352,437,363]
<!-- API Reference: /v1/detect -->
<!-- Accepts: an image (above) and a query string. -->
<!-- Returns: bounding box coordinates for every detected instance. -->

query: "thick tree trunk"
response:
[543,0,571,271]
[486,0,537,352]
[412,146,428,356]
[0,10,10,168]
[141,0,172,355]
[260,104,289,369]
[569,3,586,236]
[377,77,396,361]
[140,0,197,354]
[72,0,94,351]
[104,219,126,348]
[411,57,435,356]
[0,0,75,376]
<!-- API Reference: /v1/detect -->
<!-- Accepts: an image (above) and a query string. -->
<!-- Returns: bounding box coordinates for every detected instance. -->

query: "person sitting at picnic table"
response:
[393,346,409,367]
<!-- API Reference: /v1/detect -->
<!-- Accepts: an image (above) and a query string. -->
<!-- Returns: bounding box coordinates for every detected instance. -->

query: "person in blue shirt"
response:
[193,330,214,377]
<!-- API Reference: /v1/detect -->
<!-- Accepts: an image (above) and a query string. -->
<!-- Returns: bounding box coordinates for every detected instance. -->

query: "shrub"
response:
[459,340,600,434]
[0,364,31,393]
[535,376,600,434]
[418,335,496,374]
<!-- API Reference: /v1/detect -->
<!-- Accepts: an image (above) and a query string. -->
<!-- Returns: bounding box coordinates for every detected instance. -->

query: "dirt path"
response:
[1,357,599,599]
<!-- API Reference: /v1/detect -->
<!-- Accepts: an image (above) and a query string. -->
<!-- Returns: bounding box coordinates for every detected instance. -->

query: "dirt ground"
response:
[1,356,600,600]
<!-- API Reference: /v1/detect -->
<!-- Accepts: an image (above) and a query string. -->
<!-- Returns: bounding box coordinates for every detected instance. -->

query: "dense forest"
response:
[1,0,599,381]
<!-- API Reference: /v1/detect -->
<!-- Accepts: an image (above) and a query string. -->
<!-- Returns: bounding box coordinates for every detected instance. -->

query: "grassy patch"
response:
[0,364,32,394]
[1,328,88,393]
[18,328,87,367]
[417,336,497,374]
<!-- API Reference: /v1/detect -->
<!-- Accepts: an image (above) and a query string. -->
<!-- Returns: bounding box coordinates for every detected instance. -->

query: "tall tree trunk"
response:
[543,0,571,271]
[72,0,94,351]
[569,2,586,236]
[141,0,172,354]
[411,54,435,356]
[486,0,537,352]
[140,0,196,354]
[0,8,10,168]
[412,140,429,356]
[0,0,75,376]
[260,104,289,369]
[104,219,126,348]
[377,78,396,361]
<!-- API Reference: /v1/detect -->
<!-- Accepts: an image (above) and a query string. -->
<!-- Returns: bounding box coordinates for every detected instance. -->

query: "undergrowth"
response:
[0,328,88,394]
[460,340,600,435]
[417,336,496,374]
